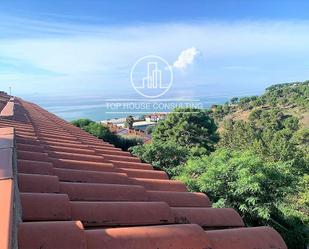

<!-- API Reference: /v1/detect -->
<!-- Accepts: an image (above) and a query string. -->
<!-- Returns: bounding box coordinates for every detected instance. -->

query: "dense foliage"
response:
[130,141,189,177]
[152,107,219,151]
[131,82,309,248]
[219,109,308,174]
[264,82,309,109]
[178,149,294,220]
[131,108,217,177]
[71,119,142,151]
[177,149,308,249]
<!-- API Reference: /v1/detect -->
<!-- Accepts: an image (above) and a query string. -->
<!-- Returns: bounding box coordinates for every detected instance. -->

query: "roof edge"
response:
[0,127,22,249]
[0,99,15,119]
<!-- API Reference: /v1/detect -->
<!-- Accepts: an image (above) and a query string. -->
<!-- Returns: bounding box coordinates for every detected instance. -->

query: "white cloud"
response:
[173,47,200,69]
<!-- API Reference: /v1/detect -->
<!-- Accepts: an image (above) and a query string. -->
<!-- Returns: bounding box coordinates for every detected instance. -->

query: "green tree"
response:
[230,97,239,104]
[82,122,112,139]
[130,141,189,177]
[125,115,134,129]
[219,120,257,151]
[71,118,93,128]
[152,107,218,152]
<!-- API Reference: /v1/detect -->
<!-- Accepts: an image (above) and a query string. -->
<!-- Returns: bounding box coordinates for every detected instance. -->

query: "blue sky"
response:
[1,0,309,99]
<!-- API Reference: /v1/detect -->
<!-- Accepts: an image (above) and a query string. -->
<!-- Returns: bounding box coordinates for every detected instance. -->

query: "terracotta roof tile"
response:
[0,179,14,249]
[17,160,54,175]
[109,160,154,170]
[71,201,174,227]
[147,191,212,207]
[206,227,287,249]
[172,207,245,228]
[53,168,131,185]
[132,178,189,192]
[119,168,169,179]
[17,151,49,162]
[20,193,71,221]
[19,221,87,249]
[59,182,148,202]
[50,158,116,172]
[18,174,60,193]
[85,224,211,249]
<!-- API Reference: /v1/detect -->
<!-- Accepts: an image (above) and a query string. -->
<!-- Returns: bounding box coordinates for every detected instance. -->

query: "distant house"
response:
[105,122,152,143]
[101,116,141,128]
[145,113,166,122]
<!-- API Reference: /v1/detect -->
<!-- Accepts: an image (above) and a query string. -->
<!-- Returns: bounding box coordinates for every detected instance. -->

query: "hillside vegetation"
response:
[131,81,309,249]
[211,81,309,128]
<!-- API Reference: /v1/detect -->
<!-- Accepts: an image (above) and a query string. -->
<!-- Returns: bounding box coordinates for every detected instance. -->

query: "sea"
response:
[23,90,262,122]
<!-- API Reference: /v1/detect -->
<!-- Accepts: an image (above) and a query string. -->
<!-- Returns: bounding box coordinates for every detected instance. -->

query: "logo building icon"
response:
[131,55,173,98]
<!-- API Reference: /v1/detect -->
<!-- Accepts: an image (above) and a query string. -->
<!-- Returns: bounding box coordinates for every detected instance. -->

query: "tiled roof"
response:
[106,123,152,143]
[0,94,288,249]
